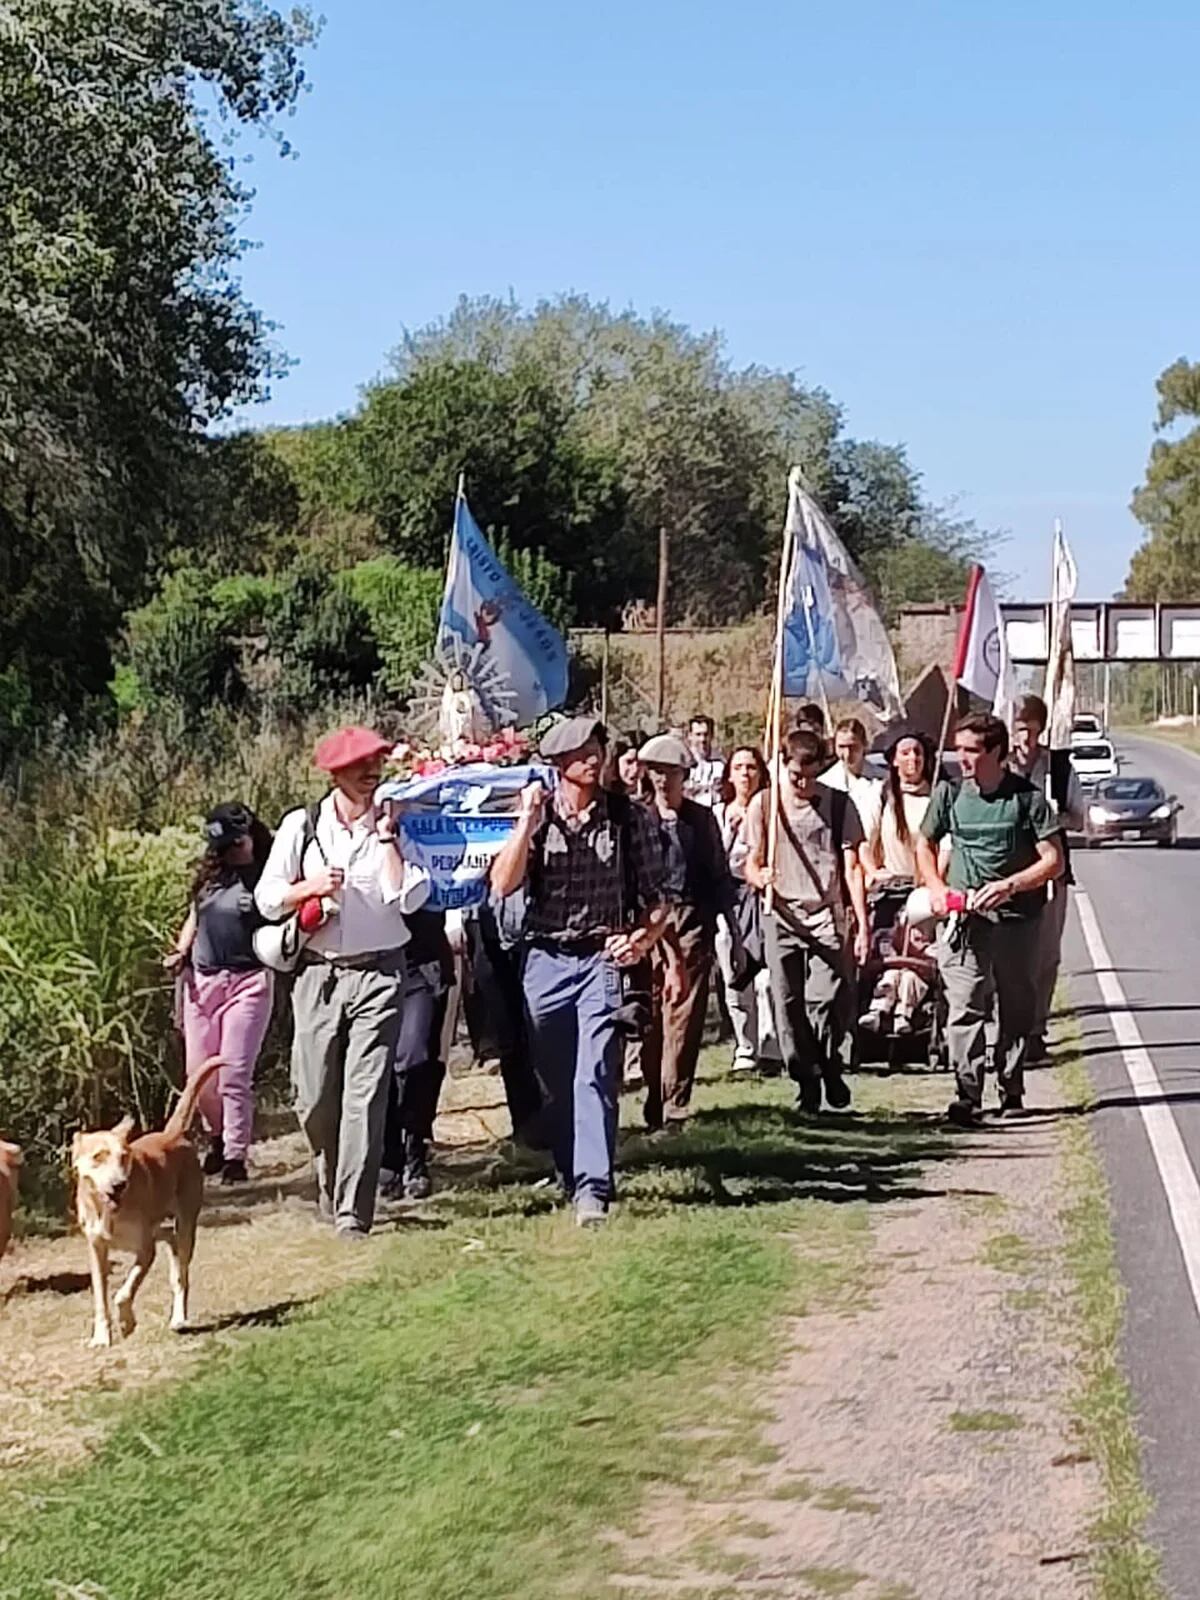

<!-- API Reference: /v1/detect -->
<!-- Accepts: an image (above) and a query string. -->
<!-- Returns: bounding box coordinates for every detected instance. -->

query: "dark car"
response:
[1083,777,1183,848]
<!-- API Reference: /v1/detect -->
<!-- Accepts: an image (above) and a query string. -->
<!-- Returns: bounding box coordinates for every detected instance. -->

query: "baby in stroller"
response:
[859,887,939,1036]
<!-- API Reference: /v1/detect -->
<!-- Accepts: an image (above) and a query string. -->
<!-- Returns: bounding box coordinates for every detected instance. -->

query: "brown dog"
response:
[0,1139,21,1263]
[72,1058,223,1347]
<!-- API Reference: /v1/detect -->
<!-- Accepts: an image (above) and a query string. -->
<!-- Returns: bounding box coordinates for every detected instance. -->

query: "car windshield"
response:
[1097,779,1158,801]
[1073,744,1113,761]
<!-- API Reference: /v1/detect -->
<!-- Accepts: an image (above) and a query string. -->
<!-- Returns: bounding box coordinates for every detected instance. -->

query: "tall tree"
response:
[1125,359,1200,599]
[0,0,315,744]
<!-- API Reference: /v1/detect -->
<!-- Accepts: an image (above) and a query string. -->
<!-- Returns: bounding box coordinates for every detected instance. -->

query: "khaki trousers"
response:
[642,914,714,1127]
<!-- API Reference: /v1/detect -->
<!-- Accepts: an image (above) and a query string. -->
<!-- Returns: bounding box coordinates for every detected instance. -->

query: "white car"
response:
[1071,713,1105,744]
[1070,739,1119,789]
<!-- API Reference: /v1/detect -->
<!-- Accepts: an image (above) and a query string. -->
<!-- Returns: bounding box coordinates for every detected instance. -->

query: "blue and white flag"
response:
[780,470,904,720]
[438,489,569,727]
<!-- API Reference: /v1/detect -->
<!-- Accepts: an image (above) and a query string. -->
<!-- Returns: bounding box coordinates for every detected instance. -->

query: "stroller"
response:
[855,880,948,1070]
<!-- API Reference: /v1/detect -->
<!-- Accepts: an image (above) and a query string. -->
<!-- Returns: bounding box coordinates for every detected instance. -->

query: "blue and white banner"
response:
[438,491,569,727]
[378,764,552,911]
[781,469,904,720]
[393,809,519,911]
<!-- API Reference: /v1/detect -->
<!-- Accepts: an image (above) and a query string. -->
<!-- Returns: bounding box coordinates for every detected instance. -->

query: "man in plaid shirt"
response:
[490,716,670,1225]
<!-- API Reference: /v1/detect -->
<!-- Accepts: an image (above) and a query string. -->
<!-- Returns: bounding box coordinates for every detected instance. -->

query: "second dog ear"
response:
[112,1115,136,1143]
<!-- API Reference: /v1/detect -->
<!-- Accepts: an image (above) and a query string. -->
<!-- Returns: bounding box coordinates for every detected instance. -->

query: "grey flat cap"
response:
[539,714,606,759]
[639,733,694,769]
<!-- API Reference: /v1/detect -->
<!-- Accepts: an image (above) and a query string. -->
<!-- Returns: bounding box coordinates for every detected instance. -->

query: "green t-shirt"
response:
[921,772,1061,920]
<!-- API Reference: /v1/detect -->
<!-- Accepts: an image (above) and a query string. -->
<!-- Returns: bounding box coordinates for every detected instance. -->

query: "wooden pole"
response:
[764,510,797,916]
[655,526,669,727]
[600,628,610,726]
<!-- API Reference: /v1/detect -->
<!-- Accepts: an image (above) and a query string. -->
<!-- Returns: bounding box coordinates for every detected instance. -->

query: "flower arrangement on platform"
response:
[385,723,531,781]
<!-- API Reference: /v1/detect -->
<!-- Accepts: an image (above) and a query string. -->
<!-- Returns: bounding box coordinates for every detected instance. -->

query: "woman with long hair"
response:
[713,745,779,1071]
[863,732,937,886]
[165,804,275,1184]
[858,733,937,1035]
[604,730,649,799]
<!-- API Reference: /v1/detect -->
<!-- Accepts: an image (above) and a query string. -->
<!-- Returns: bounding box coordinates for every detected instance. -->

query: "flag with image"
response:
[438,483,570,728]
[1043,520,1078,749]
[779,470,904,719]
[953,563,1016,726]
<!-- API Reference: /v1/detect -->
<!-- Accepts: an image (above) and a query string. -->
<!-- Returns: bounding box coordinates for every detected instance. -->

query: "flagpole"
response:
[937,565,979,765]
[764,504,796,918]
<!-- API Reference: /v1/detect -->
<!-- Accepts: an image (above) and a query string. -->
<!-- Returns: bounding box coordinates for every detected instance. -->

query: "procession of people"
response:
[172,674,1081,1232]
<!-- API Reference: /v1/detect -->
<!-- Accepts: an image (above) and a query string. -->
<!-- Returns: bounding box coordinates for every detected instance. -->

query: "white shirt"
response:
[256,795,430,960]
[685,751,725,808]
[820,762,883,840]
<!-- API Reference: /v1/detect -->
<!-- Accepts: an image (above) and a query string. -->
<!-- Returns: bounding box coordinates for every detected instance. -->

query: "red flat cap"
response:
[313,725,392,773]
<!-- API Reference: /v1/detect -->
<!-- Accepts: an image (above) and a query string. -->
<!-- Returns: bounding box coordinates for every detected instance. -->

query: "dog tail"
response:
[163,1058,224,1142]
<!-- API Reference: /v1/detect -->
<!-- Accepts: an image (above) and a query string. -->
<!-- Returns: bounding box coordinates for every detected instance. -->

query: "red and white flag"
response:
[954,565,1015,725]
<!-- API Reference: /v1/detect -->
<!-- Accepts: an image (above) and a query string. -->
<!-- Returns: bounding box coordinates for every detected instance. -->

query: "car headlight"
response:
[1088,806,1115,823]
[1150,804,1172,821]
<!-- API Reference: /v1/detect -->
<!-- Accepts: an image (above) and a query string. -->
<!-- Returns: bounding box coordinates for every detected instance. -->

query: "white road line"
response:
[1075,887,1200,1325]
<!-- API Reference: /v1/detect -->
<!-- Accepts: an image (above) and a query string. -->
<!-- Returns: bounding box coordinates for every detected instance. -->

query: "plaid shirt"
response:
[525,790,667,942]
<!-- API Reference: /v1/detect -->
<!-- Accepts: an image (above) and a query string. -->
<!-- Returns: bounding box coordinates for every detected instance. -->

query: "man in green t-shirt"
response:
[916,712,1064,1127]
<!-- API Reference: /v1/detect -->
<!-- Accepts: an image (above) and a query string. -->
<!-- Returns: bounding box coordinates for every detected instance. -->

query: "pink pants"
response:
[180,968,273,1160]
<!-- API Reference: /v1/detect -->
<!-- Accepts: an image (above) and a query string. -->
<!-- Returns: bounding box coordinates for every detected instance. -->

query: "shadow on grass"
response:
[180,1297,312,1336]
[434,1096,971,1216]
[3,1268,91,1300]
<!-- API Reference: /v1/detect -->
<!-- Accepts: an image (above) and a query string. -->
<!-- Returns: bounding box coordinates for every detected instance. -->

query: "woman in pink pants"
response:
[166,803,274,1185]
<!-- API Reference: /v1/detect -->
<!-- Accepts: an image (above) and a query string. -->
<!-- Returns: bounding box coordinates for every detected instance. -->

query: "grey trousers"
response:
[291,955,406,1232]
[1032,885,1069,1040]
[763,910,852,1090]
[940,917,1038,1106]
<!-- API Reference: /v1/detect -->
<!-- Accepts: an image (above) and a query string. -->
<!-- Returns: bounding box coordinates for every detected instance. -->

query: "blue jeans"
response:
[522,943,623,1204]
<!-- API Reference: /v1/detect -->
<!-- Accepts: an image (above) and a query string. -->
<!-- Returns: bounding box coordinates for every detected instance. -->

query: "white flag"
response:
[780,469,904,720]
[1043,520,1078,748]
[954,565,1015,726]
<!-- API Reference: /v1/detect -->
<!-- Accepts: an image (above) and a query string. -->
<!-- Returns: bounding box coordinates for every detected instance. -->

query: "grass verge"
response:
[0,1065,951,1600]
[1057,1029,1166,1599]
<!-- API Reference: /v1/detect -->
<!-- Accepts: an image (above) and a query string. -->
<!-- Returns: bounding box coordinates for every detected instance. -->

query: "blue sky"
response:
[232,1,1200,600]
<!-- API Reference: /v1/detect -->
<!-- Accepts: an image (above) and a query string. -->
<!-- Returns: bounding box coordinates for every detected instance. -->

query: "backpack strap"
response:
[300,798,328,870]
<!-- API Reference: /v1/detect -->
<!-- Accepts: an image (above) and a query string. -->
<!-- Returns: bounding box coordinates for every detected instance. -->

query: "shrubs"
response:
[0,818,193,1200]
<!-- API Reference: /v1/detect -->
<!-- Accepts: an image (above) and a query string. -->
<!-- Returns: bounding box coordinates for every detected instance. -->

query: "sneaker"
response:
[335,1224,371,1245]
[202,1137,225,1177]
[403,1170,432,1200]
[824,1076,852,1111]
[220,1158,248,1185]
[731,1053,757,1073]
[574,1193,609,1228]
[946,1098,981,1129]
[893,1014,914,1037]
[997,1091,1025,1116]
[858,1008,885,1034]
[1026,1035,1051,1067]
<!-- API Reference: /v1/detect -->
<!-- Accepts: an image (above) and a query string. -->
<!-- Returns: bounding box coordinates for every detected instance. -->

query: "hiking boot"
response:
[220,1158,248,1185]
[402,1137,432,1200]
[202,1137,225,1177]
[946,1098,981,1129]
[824,1075,852,1111]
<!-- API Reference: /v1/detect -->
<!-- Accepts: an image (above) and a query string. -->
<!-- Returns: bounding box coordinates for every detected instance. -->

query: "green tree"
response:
[0,0,315,751]
[1125,359,1200,599]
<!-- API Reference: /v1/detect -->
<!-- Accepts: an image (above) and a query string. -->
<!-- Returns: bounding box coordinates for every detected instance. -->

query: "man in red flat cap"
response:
[257,725,431,1239]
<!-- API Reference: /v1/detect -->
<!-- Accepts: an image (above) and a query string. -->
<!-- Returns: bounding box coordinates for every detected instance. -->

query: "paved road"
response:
[1063,731,1200,1598]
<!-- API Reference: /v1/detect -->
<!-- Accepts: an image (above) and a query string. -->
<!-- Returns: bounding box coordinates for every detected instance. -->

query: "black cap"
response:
[205,802,254,853]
